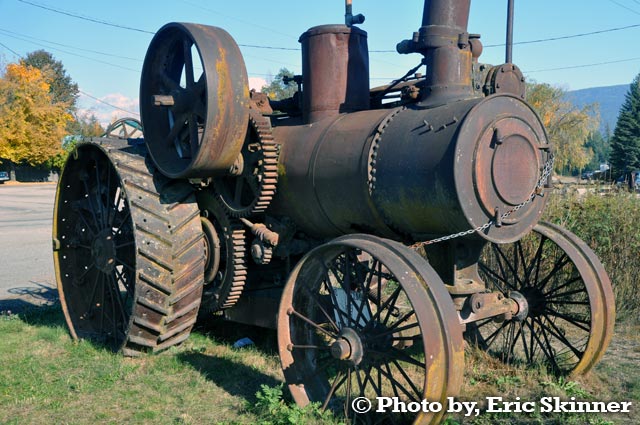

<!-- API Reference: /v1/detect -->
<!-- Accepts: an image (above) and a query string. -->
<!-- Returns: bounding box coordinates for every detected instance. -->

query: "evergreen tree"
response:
[610,73,640,177]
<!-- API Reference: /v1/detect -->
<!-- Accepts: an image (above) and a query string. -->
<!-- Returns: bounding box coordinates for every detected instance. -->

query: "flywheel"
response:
[140,23,249,178]
[53,140,205,355]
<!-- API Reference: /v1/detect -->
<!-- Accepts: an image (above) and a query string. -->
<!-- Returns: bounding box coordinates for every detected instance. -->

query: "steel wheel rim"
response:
[472,221,615,376]
[278,235,463,424]
[53,144,135,350]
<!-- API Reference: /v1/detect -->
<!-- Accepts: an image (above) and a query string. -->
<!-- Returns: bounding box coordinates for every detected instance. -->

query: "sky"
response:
[1,0,640,125]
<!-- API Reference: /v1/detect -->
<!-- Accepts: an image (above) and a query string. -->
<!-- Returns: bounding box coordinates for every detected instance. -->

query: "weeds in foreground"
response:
[544,189,640,321]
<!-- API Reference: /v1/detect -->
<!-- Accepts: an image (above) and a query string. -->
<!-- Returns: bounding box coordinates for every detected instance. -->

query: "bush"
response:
[544,189,640,321]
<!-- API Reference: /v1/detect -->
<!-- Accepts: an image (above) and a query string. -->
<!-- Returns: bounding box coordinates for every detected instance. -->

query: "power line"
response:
[371,22,640,52]
[485,22,640,47]
[526,56,640,73]
[0,31,140,72]
[0,38,140,116]
[16,0,300,52]
[0,40,21,57]
[78,90,139,117]
[179,0,297,40]
[607,0,640,16]
[0,28,142,62]
[16,0,155,34]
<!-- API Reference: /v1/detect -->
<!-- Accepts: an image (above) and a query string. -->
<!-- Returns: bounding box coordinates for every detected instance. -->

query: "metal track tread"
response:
[53,139,205,356]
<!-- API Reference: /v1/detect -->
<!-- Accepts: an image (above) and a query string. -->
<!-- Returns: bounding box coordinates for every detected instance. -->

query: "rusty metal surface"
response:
[485,63,526,98]
[140,23,249,178]
[196,193,247,314]
[270,108,398,239]
[397,0,473,103]
[300,25,370,123]
[468,221,615,376]
[455,95,550,242]
[277,234,464,424]
[212,109,279,217]
[53,140,204,355]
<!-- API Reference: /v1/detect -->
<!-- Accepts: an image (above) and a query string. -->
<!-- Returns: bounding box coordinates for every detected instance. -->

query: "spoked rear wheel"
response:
[278,234,464,424]
[469,222,615,376]
[53,141,205,355]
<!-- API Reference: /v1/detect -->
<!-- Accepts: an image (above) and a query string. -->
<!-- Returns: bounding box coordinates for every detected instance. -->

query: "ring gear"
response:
[213,109,279,217]
[199,200,248,314]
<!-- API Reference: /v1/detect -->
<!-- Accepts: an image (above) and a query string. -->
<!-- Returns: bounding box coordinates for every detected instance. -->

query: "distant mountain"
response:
[566,84,629,135]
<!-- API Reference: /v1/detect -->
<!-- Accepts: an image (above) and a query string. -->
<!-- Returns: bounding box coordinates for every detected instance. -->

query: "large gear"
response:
[198,200,248,313]
[213,109,279,217]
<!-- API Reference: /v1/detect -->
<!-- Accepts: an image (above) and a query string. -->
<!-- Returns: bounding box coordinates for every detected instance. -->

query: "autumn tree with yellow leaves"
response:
[0,62,72,176]
[526,82,599,175]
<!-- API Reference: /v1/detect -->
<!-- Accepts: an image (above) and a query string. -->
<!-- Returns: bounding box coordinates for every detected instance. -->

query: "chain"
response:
[411,152,555,248]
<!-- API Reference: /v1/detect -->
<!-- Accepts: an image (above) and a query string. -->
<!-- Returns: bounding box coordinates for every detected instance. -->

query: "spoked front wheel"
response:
[469,222,615,376]
[278,234,464,424]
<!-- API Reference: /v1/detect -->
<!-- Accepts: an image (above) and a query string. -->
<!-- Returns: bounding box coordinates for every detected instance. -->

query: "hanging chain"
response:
[411,152,555,249]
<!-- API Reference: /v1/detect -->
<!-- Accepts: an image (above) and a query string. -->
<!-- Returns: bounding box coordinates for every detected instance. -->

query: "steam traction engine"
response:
[52,1,615,423]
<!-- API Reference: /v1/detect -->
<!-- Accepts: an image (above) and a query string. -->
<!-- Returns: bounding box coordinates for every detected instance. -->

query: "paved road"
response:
[0,183,58,311]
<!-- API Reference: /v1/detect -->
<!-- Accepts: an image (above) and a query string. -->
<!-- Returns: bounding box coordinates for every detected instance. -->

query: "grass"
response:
[1,305,638,424]
[1,189,638,424]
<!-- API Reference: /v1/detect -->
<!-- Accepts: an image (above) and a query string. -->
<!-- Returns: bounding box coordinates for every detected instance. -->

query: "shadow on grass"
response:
[0,283,66,327]
[194,316,280,356]
[177,352,282,403]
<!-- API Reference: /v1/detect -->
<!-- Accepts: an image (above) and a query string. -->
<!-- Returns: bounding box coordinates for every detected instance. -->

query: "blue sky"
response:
[1,0,640,124]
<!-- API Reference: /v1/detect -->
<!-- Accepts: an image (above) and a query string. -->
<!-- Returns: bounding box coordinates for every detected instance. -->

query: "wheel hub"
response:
[520,287,545,317]
[509,291,529,321]
[92,229,116,273]
[331,327,364,366]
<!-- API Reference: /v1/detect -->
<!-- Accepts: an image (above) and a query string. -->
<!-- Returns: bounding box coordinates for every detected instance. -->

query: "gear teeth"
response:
[199,200,248,313]
[214,109,280,217]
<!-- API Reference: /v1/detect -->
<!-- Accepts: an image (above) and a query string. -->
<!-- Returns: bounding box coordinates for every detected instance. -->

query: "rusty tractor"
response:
[52,0,615,423]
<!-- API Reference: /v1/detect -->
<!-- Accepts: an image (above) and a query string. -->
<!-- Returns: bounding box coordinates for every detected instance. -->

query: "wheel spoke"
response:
[543,308,591,332]
[544,276,582,298]
[183,38,195,87]
[492,243,523,287]
[189,115,199,156]
[165,112,188,147]
[478,260,516,293]
[322,370,347,410]
[540,315,585,359]
[536,253,570,291]
[289,308,338,339]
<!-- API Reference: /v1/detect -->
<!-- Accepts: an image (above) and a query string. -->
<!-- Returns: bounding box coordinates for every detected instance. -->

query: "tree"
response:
[0,63,72,174]
[609,73,640,177]
[22,50,78,110]
[67,112,105,138]
[584,130,610,171]
[527,82,598,175]
[262,68,297,100]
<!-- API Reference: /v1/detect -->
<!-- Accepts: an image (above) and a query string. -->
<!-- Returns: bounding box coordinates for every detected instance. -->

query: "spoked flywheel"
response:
[278,234,464,424]
[468,221,615,376]
[53,140,205,355]
[140,22,249,178]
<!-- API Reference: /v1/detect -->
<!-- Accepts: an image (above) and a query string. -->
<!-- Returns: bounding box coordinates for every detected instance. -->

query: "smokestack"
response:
[398,0,473,103]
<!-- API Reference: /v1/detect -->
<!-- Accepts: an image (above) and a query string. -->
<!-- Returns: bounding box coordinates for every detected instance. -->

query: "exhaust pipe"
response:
[398,0,473,103]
